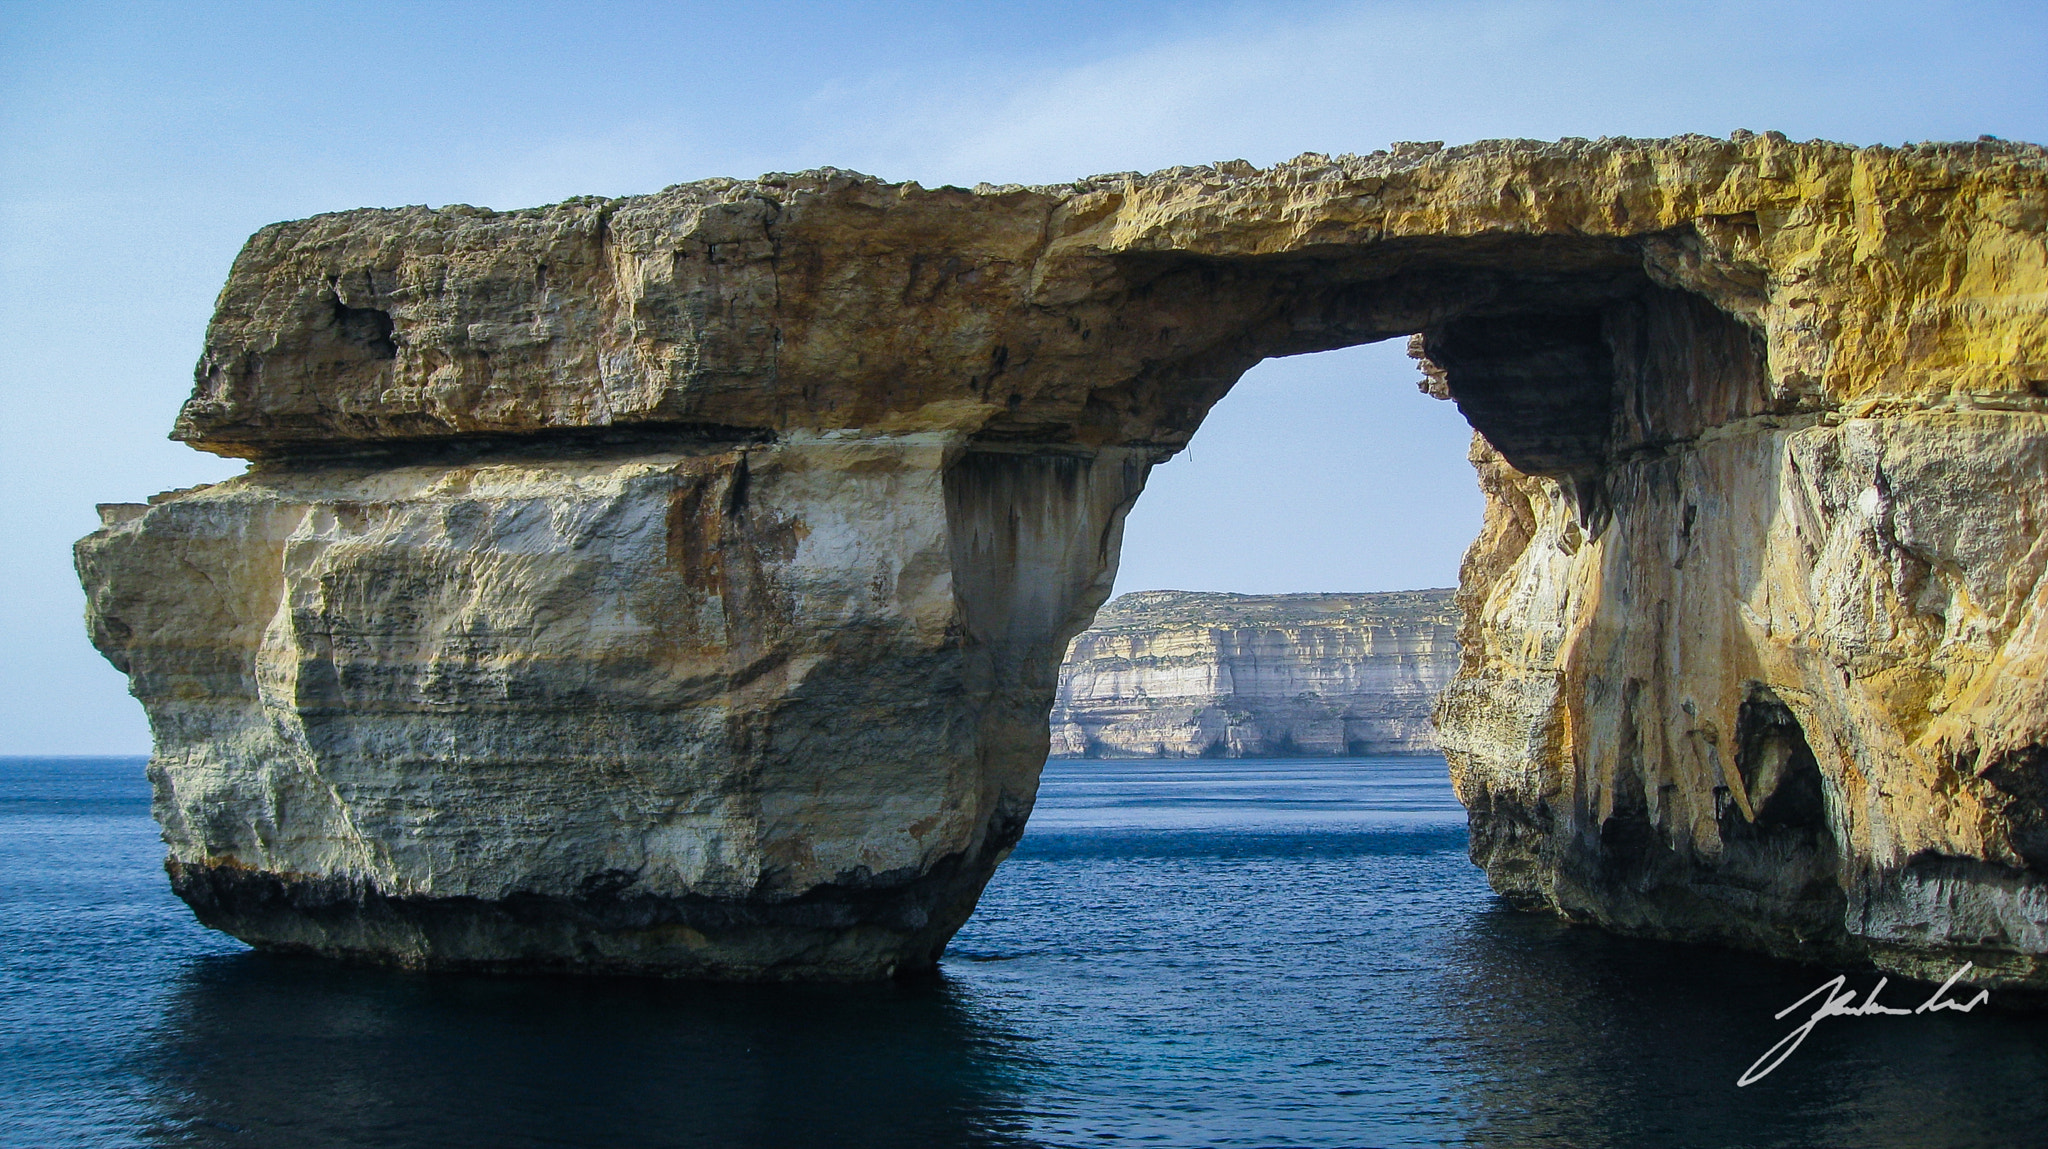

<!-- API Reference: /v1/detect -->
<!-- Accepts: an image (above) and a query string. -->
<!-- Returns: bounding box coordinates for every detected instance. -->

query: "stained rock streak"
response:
[80,134,2048,988]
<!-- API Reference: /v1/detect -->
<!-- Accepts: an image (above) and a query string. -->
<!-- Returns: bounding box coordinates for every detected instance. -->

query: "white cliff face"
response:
[1049,591,1460,757]
[79,437,1151,977]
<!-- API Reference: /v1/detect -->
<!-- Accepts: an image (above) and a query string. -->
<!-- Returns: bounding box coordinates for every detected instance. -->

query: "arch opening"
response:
[1108,339,1481,598]
[1013,230,1836,966]
[1058,234,1776,479]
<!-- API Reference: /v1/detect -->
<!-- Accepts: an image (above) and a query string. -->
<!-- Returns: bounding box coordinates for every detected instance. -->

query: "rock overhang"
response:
[176,133,2048,459]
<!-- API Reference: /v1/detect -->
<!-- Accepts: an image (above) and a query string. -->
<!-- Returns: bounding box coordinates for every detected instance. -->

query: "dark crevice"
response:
[1597,763,1667,883]
[1725,686,1831,843]
[246,423,778,471]
[1709,685,1844,938]
[331,296,397,359]
[1980,746,2048,873]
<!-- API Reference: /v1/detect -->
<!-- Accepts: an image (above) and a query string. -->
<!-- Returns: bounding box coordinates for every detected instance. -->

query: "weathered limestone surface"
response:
[81,133,2048,989]
[82,439,1144,977]
[1050,589,1459,757]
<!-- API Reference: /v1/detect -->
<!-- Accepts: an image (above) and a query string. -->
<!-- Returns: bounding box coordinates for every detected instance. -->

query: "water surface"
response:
[2,755,2041,1147]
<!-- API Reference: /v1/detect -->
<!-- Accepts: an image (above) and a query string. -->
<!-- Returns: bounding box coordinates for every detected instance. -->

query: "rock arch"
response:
[81,135,2048,990]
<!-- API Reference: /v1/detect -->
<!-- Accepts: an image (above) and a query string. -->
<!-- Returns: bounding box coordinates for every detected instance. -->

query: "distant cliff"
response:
[1050,589,1460,758]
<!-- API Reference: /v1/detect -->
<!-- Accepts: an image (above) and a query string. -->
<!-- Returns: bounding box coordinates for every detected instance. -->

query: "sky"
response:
[3,0,2044,754]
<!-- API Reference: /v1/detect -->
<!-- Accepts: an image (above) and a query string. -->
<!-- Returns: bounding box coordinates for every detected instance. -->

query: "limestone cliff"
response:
[1049,590,1459,757]
[80,134,2048,991]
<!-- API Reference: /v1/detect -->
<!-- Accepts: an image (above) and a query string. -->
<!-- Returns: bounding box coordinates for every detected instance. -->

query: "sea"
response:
[3,755,2044,1149]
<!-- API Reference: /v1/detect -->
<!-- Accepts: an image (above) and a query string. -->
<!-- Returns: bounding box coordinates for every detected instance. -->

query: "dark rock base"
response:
[167,857,1002,981]
[1468,804,2048,1002]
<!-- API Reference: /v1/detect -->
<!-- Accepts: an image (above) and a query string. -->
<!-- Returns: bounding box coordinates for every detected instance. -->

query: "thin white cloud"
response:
[838,0,2045,188]
[363,2,2048,205]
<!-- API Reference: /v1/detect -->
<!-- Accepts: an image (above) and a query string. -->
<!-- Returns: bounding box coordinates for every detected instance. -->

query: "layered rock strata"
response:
[82,439,1144,978]
[1050,589,1459,757]
[81,134,2048,990]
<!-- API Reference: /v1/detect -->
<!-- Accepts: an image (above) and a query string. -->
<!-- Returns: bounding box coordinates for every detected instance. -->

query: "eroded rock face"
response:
[81,134,2048,988]
[81,439,1148,977]
[1050,590,1459,757]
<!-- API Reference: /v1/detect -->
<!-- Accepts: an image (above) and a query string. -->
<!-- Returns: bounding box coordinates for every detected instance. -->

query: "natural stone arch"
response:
[81,135,2048,991]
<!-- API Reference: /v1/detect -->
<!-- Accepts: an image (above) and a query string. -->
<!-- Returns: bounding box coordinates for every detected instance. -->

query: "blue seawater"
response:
[2,755,2043,1148]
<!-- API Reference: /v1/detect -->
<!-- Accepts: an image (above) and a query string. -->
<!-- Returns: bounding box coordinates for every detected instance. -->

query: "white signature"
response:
[1737,963,1990,1086]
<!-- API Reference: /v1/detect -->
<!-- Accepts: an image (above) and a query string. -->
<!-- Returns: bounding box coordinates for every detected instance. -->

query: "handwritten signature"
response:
[1738,963,1990,1086]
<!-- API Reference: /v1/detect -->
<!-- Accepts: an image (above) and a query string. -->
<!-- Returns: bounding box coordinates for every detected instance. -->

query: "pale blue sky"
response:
[4,1,2043,753]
